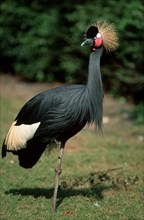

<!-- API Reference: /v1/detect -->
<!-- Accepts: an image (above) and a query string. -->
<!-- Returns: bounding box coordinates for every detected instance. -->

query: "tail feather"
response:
[17,140,47,168]
[2,140,7,158]
[2,138,47,169]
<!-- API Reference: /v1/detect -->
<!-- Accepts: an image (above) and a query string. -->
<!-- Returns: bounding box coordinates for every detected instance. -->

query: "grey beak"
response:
[81,39,93,46]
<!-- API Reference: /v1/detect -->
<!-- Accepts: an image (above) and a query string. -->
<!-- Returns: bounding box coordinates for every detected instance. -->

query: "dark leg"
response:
[52,142,65,212]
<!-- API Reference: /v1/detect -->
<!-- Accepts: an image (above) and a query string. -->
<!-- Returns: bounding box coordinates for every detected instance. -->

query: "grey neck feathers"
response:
[86,47,103,129]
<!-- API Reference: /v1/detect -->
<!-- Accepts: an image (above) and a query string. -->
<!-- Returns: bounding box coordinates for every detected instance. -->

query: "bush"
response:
[0,0,144,103]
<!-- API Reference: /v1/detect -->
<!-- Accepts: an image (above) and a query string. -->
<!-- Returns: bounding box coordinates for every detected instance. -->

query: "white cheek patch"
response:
[96,32,101,38]
[5,121,40,151]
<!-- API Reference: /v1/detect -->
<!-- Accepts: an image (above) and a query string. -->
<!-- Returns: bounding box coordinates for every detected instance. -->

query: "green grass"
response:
[0,92,144,220]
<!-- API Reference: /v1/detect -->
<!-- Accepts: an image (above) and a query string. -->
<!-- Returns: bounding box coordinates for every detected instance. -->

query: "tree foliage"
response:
[0,0,144,103]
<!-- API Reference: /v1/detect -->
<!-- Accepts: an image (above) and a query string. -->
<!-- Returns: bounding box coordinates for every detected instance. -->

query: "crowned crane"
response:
[2,20,118,212]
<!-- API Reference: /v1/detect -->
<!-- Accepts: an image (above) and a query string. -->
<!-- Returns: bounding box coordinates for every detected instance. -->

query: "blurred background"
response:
[0,1,144,218]
[0,0,144,122]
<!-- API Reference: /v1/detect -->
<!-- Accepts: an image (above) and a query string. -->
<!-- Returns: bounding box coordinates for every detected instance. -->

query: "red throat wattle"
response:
[92,37,103,51]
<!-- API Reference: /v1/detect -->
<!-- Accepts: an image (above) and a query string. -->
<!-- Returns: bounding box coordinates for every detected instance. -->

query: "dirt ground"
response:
[1,73,143,156]
[1,73,143,146]
[0,73,132,128]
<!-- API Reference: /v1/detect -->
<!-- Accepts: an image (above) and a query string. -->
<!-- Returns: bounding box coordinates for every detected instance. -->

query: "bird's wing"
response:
[15,89,62,125]
[33,85,87,141]
[3,85,86,152]
[3,89,62,152]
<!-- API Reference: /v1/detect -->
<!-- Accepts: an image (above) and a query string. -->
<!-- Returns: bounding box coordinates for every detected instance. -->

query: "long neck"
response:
[86,47,103,129]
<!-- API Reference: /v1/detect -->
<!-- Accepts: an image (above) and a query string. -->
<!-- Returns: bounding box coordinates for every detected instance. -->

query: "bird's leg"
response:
[52,142,65,213]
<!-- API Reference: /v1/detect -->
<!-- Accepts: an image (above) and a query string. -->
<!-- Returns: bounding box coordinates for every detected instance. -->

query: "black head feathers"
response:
[86,26,99,39]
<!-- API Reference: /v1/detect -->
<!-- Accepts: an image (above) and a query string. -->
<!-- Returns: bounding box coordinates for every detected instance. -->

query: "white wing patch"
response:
[5,121,40,151]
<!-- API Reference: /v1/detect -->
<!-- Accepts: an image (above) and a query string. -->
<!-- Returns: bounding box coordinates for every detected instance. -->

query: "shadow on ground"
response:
[5,169,139,209]
[5,183,114,208]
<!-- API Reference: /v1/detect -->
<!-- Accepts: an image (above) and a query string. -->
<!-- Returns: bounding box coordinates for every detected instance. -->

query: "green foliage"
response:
[0,0,144,102]
[0,1,59,81]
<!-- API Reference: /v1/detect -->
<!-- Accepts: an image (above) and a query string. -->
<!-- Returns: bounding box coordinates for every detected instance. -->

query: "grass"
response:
[0,79,144,220]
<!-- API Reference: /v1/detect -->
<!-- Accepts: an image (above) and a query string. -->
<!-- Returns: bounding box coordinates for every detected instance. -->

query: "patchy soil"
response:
[0,73,143,151]
[0,74,62,100]
[61,167,140,191]
[0,73,132,126]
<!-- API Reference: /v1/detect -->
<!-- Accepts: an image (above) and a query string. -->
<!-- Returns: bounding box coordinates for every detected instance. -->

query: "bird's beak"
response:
[81,39,93,46]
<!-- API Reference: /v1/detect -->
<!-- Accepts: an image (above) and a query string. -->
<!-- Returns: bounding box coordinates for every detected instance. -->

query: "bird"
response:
[1,20,118,212]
